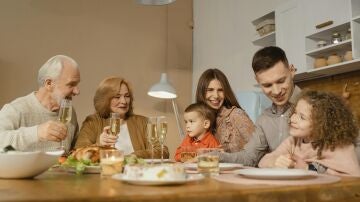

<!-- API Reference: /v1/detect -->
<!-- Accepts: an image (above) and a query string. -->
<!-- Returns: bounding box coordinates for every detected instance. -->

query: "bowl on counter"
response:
[0,150,63,179]
[317,40,327,48]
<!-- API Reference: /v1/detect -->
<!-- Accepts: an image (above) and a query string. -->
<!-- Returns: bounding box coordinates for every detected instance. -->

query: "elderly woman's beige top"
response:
[75,113,169,159]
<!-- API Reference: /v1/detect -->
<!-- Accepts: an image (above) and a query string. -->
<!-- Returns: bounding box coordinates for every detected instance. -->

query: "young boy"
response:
[174,103,220,162]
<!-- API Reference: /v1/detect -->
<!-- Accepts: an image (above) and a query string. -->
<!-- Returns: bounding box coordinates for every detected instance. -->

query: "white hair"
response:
[37,55,78,87]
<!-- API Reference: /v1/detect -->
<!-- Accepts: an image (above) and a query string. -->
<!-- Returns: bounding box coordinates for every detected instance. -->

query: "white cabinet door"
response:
[276,0,306,73]
[303,0,351,36]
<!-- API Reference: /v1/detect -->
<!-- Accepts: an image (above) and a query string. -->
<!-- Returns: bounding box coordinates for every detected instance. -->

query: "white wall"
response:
[193,0,287,98]
[0,0,193,156]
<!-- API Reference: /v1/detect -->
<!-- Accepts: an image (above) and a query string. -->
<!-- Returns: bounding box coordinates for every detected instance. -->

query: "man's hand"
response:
[37,120,68,142]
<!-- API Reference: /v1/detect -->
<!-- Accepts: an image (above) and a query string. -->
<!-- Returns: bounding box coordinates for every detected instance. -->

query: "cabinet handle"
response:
[315,21,333,29]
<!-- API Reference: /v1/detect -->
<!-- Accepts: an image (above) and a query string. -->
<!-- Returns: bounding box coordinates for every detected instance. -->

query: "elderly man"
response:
[220,46,360,166]
[0,55,80,152]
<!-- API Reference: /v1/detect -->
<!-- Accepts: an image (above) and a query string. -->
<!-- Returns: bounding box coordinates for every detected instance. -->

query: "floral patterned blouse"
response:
[215,106,255,153]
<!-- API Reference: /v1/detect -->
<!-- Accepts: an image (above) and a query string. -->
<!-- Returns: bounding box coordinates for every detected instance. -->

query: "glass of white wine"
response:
[109,112,121,148]
[58,99,72,150]
[157,116,167,164]
[146,117,158,164]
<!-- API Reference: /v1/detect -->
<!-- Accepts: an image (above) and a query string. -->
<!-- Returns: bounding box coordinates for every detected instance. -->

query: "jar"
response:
[327,54,342,65]
[314,57,327,68]
[344,51,353,61]
[345,28,351,40]
[331,32,342,44]
[317,40,327,48]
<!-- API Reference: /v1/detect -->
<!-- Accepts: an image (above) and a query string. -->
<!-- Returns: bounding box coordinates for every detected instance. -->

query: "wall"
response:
[297,71,360,124]
[0,0,193,156]
[193,0,287,98]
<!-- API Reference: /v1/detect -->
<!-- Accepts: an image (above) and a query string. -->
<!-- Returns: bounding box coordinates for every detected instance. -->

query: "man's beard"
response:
[51,88,64,106]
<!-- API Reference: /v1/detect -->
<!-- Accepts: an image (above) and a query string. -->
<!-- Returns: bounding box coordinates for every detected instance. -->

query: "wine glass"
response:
[109,112,121,148]
[157,116,167,164]
[58,99,72,150]
[146,117,158,164]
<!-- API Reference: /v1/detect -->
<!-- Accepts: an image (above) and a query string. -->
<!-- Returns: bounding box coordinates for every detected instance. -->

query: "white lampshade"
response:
[148,73,177,99]
[136,0,176,6]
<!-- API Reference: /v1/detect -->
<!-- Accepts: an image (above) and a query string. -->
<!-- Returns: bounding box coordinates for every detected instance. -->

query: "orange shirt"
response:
[174,131,220,162]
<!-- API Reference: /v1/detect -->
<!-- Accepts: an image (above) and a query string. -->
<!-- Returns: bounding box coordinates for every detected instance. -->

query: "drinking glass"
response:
[58,99,72,149]
[100,149,124,177]
[109,113,121,147]
[197,148,220,177]
[157,116,167,164]
[146,117,158,164]
[180,146,197,163]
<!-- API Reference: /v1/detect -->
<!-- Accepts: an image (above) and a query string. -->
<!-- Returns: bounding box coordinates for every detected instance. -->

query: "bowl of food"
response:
[0,150,63,179]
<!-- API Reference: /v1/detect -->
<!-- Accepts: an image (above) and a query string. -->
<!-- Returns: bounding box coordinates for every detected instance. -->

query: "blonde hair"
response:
[93,77,134,119]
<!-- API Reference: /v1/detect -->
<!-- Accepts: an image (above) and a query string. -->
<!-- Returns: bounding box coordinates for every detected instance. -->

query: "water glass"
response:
[197,148,220,176]
[100,149,124,177]
[180,146,197,163]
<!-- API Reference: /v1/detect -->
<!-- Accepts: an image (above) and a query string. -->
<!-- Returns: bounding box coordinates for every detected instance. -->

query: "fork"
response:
[288,137,298,160]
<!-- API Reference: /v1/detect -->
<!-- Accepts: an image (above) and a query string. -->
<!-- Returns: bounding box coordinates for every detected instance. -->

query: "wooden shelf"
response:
[305,39,352,57]
[252,11,275,26]
[306,22,350,41]
[353,15,360,23]
[252,32,276,46]
[295,59,360,82]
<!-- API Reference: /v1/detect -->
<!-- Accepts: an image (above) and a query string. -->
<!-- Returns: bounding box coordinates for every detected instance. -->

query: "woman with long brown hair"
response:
[196,68,255,152]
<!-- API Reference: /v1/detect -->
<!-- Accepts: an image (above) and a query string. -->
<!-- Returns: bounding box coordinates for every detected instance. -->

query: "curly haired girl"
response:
[259,90,360,176]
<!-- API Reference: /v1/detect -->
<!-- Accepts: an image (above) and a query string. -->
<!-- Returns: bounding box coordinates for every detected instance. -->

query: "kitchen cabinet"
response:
[275,0,306,74]
[252,0,360,82]
[252,11,276,47]
[302,0,350,37]
[295,0,360,82]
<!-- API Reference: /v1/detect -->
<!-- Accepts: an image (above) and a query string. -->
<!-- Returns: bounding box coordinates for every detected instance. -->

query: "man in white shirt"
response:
[0,55,81,152]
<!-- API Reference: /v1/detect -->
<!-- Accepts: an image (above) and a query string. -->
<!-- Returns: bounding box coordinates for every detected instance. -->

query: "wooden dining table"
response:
[0,169,359,202]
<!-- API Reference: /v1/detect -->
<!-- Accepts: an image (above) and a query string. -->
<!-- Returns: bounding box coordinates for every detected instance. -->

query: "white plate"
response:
[184,163,243,171]
[144,159,173,164]
[67,165,100,174]
[112,174,204,185]
[235,168,315,180]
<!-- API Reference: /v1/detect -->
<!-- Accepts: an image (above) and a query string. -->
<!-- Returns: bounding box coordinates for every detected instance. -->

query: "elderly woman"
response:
[75,76,169,159]
[196,68,255,153]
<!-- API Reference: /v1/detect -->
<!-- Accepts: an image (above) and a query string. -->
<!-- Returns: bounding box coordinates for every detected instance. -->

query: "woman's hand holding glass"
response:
[100,126,118,146]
